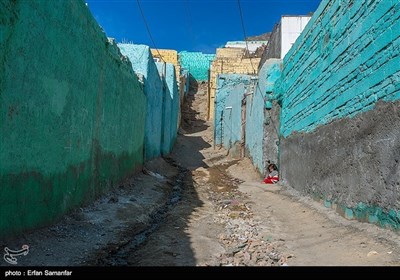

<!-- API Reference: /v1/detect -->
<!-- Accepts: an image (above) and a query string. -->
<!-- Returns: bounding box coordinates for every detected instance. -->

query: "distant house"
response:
[259,15,311,68]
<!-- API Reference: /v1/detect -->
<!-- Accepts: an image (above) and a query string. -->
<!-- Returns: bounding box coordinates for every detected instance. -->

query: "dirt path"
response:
[127,83,400,266]
[237,177,400,266]
[2,83,399,267]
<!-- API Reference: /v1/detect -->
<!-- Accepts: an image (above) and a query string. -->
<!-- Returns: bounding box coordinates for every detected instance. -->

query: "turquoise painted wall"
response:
[214,74,251,155]
[181,69,190,97]
[118,44,164,161]
[167,63,179,151]
[245,59,281,174]
[0,0,146,238]
[156,62,179,155]
[276,0,400,137]
[179,51,215,82]
[275,0,400,229]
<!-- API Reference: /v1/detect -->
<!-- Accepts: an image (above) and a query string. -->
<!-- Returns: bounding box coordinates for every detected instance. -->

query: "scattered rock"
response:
[169,196,180,204]
[367,250,378,257]
[108,197,118,203]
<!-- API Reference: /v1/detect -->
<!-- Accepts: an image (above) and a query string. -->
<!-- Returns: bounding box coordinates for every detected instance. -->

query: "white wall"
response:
[225,41,268,53]
[281,16,311,59]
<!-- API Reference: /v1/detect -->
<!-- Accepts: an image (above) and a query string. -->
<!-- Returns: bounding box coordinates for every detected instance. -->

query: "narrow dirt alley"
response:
[2,83,400,267]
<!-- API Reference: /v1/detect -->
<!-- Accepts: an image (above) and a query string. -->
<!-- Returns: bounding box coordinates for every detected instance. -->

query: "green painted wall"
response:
[179,51,215,82]
[0,0,146,238]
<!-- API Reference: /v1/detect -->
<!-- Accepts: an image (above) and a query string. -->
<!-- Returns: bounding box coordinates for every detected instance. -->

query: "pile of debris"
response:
[200,169,294,266]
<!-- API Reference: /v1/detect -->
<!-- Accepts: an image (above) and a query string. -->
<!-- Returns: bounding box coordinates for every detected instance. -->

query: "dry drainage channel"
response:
[88,158,187,266]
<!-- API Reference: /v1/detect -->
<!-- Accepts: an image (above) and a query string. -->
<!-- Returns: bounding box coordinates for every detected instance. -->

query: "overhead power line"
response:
[136,0,165,63]
[237,0,280,139]
[237,0,256,74]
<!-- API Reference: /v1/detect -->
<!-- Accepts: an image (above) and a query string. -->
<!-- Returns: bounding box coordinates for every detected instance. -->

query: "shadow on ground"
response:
[123,80,213,265]
[181,78,209,134]
[0,80,212,267]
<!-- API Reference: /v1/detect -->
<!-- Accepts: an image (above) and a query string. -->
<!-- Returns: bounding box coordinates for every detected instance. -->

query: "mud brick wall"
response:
[209,47,260,120]
[151,49,181,82]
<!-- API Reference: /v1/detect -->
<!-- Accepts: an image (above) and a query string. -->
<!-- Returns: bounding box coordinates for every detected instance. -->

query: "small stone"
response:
[170,197,180,204]
[258,260,269,266]
[268,251,281,261]
[367,251,378,257]
[108,197,118,203]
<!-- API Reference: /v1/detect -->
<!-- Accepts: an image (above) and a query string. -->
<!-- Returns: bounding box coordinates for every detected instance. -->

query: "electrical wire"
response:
[237,0,256,75]
[136,0,165,63]
[236,0,281,170]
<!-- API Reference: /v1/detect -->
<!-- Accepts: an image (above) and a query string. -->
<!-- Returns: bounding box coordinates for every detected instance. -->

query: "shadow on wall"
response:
[181,77,208,135]
[0,89,211,266]
[0,79,212,266]
[130,89,211,266]
[188,74,198,93]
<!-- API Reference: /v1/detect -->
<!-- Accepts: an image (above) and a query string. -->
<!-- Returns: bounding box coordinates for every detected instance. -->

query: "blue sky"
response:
[86,0,322,54]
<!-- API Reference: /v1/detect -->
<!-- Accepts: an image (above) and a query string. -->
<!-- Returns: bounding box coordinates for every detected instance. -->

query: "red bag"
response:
[263,175,279,184]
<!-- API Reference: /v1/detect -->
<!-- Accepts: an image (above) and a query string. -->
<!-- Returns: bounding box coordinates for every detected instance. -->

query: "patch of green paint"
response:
[323,200,331,208]
[334,201,399,230]
[368,213,379,224]
[353,202,368,222]
[344,208,354,220]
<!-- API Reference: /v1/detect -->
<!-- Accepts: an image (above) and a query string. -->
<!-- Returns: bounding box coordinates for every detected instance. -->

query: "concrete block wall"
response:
[260,22,281,64]
[276,0,400,229]
[118,44,163,161]
[0,0,146,237]
[209,47,260,120]
[156,62,179,156]
[151,49,181,82]
[179,51,215,82]
[245,59,281,176]
[280,16,311,60]
[214,74,252,158]
[260,16,311,69]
